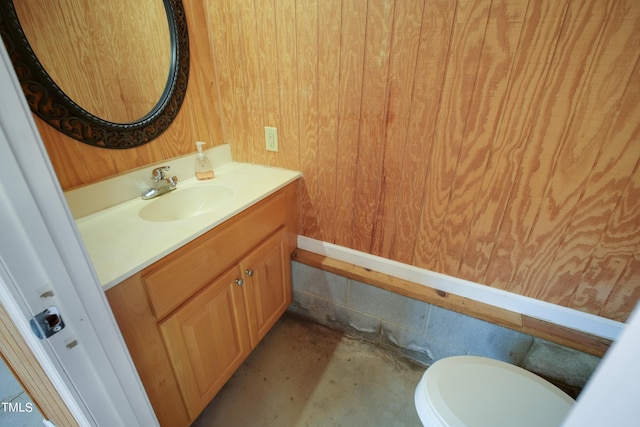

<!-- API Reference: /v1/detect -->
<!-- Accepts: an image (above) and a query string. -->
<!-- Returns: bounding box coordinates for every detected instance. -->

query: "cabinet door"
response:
[241,227,292,347]
[159,267,251,420]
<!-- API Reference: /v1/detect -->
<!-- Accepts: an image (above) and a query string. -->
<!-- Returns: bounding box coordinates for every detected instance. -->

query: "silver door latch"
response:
[30,306,65,339]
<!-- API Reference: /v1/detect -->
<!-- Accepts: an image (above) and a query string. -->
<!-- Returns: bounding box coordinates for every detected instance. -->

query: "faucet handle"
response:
[152,166,170,181]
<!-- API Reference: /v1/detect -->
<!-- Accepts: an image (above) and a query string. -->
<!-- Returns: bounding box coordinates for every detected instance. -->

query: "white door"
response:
[0,36,157,426]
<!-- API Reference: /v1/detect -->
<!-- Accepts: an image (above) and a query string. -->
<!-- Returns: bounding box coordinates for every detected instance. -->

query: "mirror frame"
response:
[0,0,189,149]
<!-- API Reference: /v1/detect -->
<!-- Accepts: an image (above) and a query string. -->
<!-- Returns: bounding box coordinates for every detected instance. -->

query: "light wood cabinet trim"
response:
[144,186,291,320]
[105,273,190,427]
[292,248,611,357]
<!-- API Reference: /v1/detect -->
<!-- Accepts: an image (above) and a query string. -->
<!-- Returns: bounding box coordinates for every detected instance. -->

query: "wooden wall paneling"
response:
[332,1,367,247]
[436,0,528,276]
[351,0,395,253]
[36,120,91,189]
[207,0,251,164]
[504,0,614,301]
[390,0,455,265]
[253,0,280,166]
[370,0,424,259]
[69,133,119,184]
[582,63,640,320]
[459,0,569,284]
[296,0,320,237]
[108,139,154,176]
[236,0,266,166]
[314,0,342,243]
[483,0,608,294]
[181,0,225,154]
[274,0,300,171]
[538,1,640,312]
[412,0,492,271]
[601,251,640,322]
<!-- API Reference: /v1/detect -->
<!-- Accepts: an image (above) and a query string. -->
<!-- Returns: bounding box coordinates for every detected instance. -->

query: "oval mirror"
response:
[0,0,189,149]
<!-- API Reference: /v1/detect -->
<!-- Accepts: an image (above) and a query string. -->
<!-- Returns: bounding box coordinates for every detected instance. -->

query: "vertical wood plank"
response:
[332,0,367,246]
[506,0,614,301]
[182,1,225,151]
[351,0,395,253]
[413,0,492,271]
[370,0,424,258]
[315,0,342,242]
[234,0,264,166]
[577,59,640,318]
[253,0,280,166]
[539,0,640,311]
[274,0,300,170]
[601,251,640,322]
[458,0,569,283]
[390,0,455,264]
[206,0,250,163]
[484,0,612,294]
[436,0,528,275]
[297,0,320,237]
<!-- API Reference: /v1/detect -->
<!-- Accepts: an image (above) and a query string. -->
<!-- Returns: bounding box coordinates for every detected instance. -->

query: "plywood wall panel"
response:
[484,0,610,294]
[459,0,568,283]
[274,0,301,171]
[297,0,320,238]
[237,0,268,167]
[253,0,280,167]
[504,0,613,301]
[33,0,640,322]
[413,0,492,271]
[534,0,640,308]
[332,1,367,248]
[351,0,395,253]
[314,0,342,243]
[390,0,455,265]
[436,0,528,276]
[370,0,425,259]
[206,0,249,165]
[183,1,225,152]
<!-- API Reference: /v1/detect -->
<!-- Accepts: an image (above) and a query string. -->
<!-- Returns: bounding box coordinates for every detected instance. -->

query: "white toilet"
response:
[414,356,575,427]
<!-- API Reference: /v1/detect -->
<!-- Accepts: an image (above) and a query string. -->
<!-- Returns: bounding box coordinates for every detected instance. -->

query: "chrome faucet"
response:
[141,166,178,200]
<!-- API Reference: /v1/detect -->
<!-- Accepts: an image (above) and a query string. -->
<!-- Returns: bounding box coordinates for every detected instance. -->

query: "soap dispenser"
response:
[194,141,214,180]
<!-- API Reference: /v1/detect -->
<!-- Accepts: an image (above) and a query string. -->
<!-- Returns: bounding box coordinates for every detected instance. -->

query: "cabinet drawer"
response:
[144,191,288,319]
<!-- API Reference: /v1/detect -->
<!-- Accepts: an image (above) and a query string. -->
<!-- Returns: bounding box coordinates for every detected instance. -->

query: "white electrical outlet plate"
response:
[265,126,278,152]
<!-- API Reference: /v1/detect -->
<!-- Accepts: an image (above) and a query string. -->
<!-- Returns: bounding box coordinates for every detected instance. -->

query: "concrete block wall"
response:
[289,262,601,394]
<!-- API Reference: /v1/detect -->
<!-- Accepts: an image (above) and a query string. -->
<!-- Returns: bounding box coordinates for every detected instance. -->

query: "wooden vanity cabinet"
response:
[106,182,297,426]
[159,227,291,419]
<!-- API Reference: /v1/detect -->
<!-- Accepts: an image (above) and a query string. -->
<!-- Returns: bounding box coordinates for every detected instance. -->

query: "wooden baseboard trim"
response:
[292,248,612,357]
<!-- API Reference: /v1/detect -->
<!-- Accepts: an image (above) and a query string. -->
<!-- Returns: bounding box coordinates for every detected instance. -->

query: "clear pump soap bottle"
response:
[194,141,214,180]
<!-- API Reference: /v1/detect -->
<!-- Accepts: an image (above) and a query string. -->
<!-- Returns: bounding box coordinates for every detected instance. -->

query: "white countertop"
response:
[76,162,301,290]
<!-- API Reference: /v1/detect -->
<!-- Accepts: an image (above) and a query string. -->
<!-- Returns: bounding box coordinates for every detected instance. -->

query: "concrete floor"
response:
[192,312,425,427]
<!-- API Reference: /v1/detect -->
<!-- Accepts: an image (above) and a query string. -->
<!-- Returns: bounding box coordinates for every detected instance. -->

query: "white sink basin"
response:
[139,184,234,222]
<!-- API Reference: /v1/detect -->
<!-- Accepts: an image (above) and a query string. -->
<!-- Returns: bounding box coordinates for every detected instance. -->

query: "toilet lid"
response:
[420,356,575,427]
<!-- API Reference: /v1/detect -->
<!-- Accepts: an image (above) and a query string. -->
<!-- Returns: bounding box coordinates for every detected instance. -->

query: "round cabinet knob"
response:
[235,278,244,286]
[245,269,254,277]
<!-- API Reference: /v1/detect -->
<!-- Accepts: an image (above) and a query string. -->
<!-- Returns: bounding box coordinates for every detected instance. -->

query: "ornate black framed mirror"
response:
[0,0,189,149]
